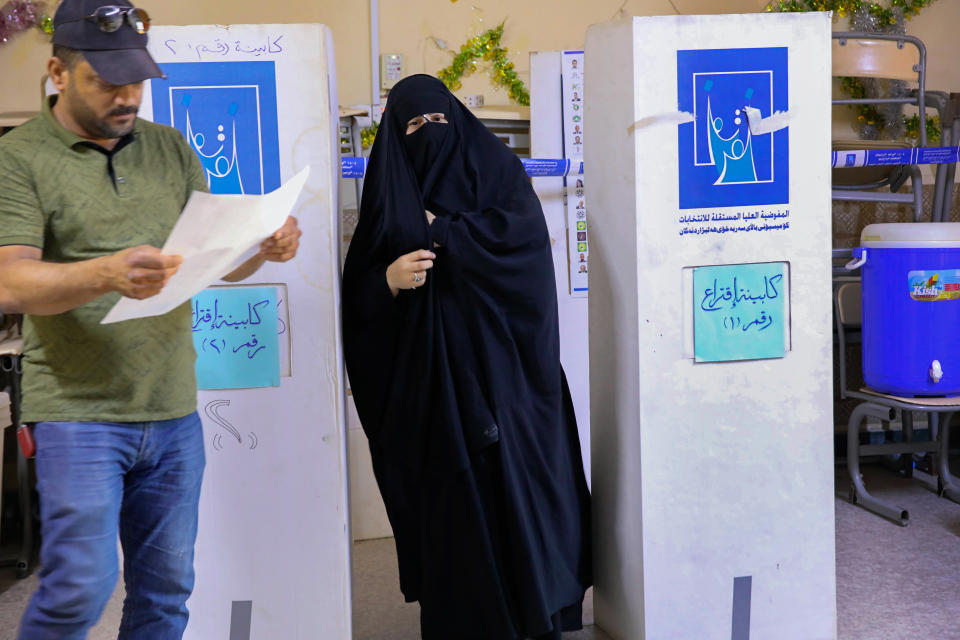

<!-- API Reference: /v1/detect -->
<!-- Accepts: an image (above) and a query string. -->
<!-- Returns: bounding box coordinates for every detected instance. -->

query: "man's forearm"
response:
[221,216,301,282]
[222,253,267,282]
[0,256,112,315]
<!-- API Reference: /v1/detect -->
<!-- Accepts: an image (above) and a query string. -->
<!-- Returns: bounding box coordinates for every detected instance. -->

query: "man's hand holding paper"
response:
[101,166,309,324]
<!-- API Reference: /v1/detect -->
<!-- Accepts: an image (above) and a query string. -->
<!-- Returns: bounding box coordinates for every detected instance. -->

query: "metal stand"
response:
[936,412,960,503]
[945,94,960,221]
[0,349,33,578]
[925,91,954,223]
[847,396,960,527]
[847,403,908,525]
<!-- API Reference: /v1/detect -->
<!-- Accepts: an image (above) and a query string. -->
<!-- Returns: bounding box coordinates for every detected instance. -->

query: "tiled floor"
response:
[0,539,609,640]
[3,462,960,639]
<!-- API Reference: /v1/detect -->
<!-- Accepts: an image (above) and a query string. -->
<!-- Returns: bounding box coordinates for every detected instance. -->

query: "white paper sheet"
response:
[101,167,310,324]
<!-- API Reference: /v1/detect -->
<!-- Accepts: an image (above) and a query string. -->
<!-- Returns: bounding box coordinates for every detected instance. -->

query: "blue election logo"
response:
[151,62,281,195]
[677,47,789,209]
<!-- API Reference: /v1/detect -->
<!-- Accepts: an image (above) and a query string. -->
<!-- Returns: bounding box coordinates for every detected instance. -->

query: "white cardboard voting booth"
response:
[139,24,351,639]
[530,51,592,481]
[585,13,836,640]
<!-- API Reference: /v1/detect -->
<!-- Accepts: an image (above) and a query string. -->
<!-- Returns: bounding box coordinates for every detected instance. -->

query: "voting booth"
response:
[585,14,836,640]
[136,24,351,639]
[530,51,592,480]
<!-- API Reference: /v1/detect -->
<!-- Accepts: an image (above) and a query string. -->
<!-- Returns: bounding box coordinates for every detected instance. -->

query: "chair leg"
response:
[911,167,924,222]
[928,411,940,473]
[937,412,960,504]
[10,364,33,579]
[933,157,949,223]
[15,446,32,578]
[902,410,914,478]
[848,402,908,526]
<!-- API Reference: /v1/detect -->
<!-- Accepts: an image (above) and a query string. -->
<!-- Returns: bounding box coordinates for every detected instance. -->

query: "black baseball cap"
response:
[52,0,164,85]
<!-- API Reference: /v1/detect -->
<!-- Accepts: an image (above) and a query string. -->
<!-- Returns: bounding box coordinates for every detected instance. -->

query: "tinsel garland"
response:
[766,0,935,21]
[436,21,530,107]
[361,121,378,149]
[0,0,53,45]
[769,0,940,143]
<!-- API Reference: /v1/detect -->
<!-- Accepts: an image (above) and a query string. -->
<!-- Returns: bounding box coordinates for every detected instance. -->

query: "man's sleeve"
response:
[0,149,44,249]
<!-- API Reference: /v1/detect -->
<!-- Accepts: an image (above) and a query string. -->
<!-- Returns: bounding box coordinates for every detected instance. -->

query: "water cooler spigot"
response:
[930,360,943,384]
[845,248,867,270]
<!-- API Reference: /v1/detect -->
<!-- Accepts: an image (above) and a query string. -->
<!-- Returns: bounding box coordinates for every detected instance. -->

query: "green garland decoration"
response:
[769,0,940,143]
[436,21,530,107]
[360,122,378,149]
[362,21,528,148]
[905,113,940,142]
[766,0,935,20]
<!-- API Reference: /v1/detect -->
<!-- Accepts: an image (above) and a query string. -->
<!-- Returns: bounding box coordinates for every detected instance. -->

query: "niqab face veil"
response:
[403,118,449,189]
[395,86,452,191]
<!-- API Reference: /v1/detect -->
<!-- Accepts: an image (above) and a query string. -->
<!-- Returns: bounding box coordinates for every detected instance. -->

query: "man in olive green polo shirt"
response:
[0,2,301,638]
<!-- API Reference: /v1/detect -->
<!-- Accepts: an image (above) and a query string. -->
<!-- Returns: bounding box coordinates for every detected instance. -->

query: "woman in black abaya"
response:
[342,75,592,639]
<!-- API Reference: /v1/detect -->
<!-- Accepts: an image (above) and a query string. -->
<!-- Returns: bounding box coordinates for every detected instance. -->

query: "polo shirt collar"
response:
[41,95,139,152]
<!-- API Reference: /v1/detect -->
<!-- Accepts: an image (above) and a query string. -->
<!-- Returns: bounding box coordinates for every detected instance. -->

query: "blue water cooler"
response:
[850,223,960,396]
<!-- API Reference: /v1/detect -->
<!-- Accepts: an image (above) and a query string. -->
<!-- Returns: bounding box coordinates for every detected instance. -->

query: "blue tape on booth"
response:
[341,156,368,178]
[338,156,584,178]
[830,146,960,169]
[918,146,960,165]
[341,146,960,178]
[522,158,571,177]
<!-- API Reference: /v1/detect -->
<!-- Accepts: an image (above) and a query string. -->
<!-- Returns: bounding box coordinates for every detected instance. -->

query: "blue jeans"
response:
[18,412,205,640]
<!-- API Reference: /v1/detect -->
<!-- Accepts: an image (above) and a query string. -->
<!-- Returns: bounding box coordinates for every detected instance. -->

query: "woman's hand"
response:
[386,249,436,297]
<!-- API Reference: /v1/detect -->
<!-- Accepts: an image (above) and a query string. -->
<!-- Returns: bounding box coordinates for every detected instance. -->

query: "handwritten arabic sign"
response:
[192,287,280,389]
[162,35,285,62]
[693,262,787,363]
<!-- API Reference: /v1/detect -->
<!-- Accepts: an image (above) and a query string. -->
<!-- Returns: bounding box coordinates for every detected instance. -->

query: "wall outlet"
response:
[464,94,485,108]
[380,54,403,90]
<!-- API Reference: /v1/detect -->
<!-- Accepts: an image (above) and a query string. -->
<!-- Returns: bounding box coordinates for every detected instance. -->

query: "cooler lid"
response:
[861,223,960,248]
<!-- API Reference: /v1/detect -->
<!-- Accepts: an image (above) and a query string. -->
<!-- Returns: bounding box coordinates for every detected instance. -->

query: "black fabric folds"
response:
[342,75,592,639]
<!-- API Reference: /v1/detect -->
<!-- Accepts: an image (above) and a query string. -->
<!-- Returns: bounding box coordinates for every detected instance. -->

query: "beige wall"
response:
[380,0,770,106]
[0,0,371,112]
[0,0,957,113]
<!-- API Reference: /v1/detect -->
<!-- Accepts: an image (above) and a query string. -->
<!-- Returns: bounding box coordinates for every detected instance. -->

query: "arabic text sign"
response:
[193,287,280,389]
[160,34,287,62]
[694,263,787,363]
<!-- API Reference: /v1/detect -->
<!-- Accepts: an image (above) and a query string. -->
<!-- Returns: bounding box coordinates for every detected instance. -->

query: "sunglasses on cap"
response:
[61,5,151,35]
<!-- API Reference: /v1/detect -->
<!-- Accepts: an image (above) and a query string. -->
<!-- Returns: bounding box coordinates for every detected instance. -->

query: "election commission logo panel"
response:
[677,47,789,210]
[151,61,281,196]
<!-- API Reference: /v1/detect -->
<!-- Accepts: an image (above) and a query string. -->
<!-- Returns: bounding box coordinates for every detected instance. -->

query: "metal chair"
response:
[930,93,960,222]
[0,336,33,577]
[922,90,956,223]
[832,32,929,223]
[834,276,960,525]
